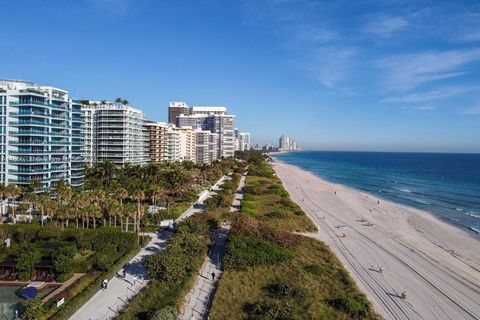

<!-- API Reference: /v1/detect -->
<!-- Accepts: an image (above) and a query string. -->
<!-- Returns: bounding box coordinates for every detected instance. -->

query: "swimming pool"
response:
[0,285,57,320]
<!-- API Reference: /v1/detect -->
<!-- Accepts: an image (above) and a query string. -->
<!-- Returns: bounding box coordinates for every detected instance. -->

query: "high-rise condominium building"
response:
[176,126,196,162]
[0,80,85,189]
[145,121,168,163]
[168,101,189,125]
[146,122,197,163]
[82,102,149,166]
[278,134,299,151]
[238,132,251,151]
[176,105,236,159]
[195,129,219,165]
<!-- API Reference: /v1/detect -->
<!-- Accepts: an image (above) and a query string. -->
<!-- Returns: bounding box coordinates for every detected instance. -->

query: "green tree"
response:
[14,242,41,281]
[23,297,44,320]
[53,247,74,282]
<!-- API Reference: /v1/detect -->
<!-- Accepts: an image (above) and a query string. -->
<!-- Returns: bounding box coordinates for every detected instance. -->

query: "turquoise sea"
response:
[274,151,480,234]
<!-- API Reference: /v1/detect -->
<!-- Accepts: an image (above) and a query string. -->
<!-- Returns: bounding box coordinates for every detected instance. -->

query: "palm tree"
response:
[87,203,102,229]
[0,184,6,222]
[150,185,167,207]
[130,189,145,234]
[5,185,21,223]
[55,180,73,227]
[124,203,136,232]
[34,192,52,227]
[105,198,121,227]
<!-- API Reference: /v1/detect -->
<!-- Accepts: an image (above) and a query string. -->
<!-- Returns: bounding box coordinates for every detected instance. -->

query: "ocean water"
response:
[274,151,480,234]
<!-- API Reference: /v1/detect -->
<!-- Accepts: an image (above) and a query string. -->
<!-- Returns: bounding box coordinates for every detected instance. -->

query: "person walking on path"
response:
[211,272,216,281]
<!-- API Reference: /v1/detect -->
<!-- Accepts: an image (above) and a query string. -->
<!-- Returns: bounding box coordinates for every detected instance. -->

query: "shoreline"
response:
[272,159,480,320]
[271,156,480,238]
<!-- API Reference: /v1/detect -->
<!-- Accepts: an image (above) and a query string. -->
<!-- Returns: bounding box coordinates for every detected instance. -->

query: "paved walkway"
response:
[68,176,226,320]
[69,231,170,320]
[180,173,247,320]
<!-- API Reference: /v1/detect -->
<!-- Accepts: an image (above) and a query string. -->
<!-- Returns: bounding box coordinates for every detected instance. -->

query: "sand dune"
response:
[273,160,480,320]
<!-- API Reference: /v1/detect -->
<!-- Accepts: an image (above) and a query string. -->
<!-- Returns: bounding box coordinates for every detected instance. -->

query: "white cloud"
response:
[460,105,480,115]
[414,105,436,111]
[364,15,409,38]
[380,86,480,103]
[378,48,480,91]
[299,46,357,87]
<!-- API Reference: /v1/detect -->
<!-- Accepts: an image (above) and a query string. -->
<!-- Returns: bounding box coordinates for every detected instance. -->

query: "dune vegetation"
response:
[210,152,380,320]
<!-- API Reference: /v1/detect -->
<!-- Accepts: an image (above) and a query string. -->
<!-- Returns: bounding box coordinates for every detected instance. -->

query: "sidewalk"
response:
[69,231,170,320]
[179,173,246,320]
[68,176,226,320]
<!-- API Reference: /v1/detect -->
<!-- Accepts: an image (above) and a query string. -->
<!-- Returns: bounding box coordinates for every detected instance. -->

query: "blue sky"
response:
[1,0,480,152]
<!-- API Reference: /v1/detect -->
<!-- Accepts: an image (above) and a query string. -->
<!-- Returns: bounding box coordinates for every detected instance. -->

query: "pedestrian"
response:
[377,200,380,205]
[211,272,216,281]
[400,291,407,299]
[334,191,336,195]
[379,266,384,273]
[102,279,108,289]
[123,269,127,278]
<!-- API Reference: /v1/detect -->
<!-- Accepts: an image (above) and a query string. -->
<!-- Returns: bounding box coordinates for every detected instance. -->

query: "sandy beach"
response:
[273,160,480,320]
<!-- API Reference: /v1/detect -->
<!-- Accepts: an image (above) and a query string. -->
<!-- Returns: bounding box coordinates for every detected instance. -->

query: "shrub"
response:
[23,297,45,320]
[265,281,304,299]
[53,247,75,281]
[304,263,328,276]
[92,252,115,272]
[37,227,62,240]
[328,297,369,318]
[247,299,294,320]
[294,210,305,216]
[14,241,41,281]
[266,211,289,219]
[224,234,292,270]
[151,305,177,320]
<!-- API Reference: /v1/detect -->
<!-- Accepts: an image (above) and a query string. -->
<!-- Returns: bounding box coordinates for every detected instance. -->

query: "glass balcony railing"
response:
[10,121,49,126]
[9,150,49,154]
[9,159,50,164]
[10,111,49,117]
[9,130,49,136]
[8,169,50,174]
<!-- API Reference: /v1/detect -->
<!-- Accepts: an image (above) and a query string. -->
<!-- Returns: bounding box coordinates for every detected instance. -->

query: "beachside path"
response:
[179,172,247,320]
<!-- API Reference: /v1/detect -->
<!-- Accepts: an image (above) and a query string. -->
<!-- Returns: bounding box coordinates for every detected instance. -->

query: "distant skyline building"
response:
[82,102,149,166]
[278,134,299,151]
[0,79,85,188]
[238,132,251,151]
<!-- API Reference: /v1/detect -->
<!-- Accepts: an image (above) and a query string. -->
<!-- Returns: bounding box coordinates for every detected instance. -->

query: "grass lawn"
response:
[240,166,316,233]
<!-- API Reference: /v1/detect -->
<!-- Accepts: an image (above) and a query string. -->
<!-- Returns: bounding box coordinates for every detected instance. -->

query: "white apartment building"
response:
[0,79,85,189]
[195,129,219,165]
[146,122,198,163]
[176,105,236,159]
[238,132,251,151]
[82,102,149,166]
[176,126,196,162]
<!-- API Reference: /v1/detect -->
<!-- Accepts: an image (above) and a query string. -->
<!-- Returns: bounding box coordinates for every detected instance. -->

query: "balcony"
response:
[51,114,70,120]
[10,111,49,117]
[9,169,50,174]
[9,158,50,164]
[10,121,49,127]
[10,140,48,145]
[9,150,49,155]
[51,166,70,172]
[9,130,49,136]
